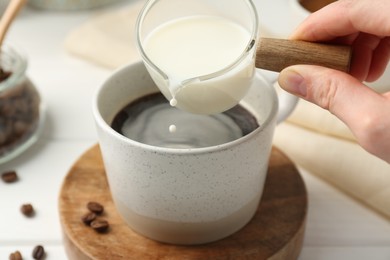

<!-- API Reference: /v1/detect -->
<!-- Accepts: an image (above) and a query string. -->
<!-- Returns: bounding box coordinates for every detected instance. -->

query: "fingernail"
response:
[279,69,307,97]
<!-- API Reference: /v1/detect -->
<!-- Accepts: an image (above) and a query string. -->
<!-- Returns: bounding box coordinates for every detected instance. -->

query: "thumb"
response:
[278,65,390,160]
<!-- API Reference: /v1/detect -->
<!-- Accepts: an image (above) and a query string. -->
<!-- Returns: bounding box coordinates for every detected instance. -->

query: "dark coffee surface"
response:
[111,93,259,148]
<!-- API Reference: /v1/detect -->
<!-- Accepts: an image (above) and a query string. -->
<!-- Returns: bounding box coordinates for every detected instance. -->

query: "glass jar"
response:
[0,45,44,164]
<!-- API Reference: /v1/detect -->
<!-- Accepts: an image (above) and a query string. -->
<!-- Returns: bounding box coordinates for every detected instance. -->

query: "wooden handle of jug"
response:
[256,38,352,73]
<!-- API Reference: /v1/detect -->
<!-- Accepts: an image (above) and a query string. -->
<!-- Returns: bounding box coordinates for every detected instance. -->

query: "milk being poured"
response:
[143,15,255,115]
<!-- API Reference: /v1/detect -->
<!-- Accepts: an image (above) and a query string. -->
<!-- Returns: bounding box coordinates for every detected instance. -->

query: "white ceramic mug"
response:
[92,61,296,245]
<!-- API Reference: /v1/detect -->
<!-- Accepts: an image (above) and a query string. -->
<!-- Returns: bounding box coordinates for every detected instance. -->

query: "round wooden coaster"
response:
[59,144,307,260]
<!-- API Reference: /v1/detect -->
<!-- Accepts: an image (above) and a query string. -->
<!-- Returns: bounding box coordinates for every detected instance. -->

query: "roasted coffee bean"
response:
[32,245,45,260]
[9,250,22,260]
[1,170,18,183]
[20,203,34,217]
[81,212,97,225]
[87,201,104,214]
[90,219,109,233]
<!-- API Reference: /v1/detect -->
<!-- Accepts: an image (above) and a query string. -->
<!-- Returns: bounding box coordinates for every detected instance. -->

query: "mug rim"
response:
[92,61,278,155]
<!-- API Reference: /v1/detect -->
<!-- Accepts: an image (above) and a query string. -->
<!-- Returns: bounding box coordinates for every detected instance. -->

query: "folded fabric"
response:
[276,97,390,219]
[64,2,144,69]
[286,99,356,142]
[273,122,390,218]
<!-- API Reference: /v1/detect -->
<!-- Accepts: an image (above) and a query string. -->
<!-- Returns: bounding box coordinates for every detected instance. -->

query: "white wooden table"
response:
[0,1,389,259]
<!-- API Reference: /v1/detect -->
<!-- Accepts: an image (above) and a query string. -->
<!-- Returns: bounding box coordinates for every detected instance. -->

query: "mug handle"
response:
[259,69,299,123]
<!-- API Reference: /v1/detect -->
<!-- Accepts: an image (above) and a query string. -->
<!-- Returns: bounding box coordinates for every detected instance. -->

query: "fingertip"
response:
[278,68,307,97]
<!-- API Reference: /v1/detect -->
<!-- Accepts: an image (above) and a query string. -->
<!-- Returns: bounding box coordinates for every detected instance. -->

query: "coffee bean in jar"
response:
[0,45,43,163]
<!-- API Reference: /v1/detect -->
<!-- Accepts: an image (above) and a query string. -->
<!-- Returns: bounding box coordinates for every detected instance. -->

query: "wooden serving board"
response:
[59,144,307,260]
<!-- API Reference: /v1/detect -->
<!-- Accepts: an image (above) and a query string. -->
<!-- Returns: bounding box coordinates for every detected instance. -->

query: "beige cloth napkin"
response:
[64,4,390,218]
[274,99,390,219]
[274,120,390,218]
[64,1,144,69]
[286,99,356,141]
